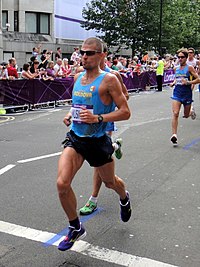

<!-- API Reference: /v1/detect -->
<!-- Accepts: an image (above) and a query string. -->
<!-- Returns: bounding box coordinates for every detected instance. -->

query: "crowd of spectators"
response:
[0,45,82,81]
[0,45,199,81]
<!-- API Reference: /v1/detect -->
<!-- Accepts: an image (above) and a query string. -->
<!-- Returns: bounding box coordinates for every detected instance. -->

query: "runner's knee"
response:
[104,180,115,189]
[57,176,71,195]
[173,110,179,117]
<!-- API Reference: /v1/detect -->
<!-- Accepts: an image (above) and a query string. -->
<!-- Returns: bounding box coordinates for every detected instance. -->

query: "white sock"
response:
[89,196,98,203]
[113,142,119,151]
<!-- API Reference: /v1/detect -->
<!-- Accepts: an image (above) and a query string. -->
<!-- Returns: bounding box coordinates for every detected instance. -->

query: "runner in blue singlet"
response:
[170,48,200,146]
[79,42,129,215]
[57,37,132,251]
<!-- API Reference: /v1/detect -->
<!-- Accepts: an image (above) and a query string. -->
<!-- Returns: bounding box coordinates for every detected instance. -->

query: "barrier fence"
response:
[0,70,175,106]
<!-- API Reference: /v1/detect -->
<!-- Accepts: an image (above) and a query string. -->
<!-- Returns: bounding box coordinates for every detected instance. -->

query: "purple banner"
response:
[0,70,175,105]
[0,78,74,105]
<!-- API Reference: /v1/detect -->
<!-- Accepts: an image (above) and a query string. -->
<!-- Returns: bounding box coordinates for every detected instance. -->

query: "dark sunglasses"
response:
[80,50,102,56]
[177,56,186,59]
[188,51,194,54]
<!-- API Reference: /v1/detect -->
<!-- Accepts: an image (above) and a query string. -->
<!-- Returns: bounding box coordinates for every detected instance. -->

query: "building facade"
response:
[0,0,84,69]
[0,0,132,70]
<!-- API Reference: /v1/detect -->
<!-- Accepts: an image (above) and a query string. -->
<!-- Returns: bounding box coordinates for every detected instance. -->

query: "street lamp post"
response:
[158,0,163,55]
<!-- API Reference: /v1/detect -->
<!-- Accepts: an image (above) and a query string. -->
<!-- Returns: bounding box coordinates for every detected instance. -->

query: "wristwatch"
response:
[98,114,103,123]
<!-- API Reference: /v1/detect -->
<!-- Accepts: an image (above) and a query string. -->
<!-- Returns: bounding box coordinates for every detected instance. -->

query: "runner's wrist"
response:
[186,81,191,85]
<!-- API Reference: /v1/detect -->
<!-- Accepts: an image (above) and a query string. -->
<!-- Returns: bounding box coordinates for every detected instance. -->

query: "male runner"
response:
[186,47,200,119]
[78,42,129,215]
[57,37,132,251]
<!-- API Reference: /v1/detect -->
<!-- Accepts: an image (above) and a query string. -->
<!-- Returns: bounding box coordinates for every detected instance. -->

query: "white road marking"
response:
[1,118,171,175]
[0,220,177,267]
[114,117,171,138]
[17,152,62,163]
[0,164,15,175]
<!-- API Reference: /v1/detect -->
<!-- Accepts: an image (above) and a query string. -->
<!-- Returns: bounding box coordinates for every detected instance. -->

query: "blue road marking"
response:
[183,138,200,150]
[43,207,104,247]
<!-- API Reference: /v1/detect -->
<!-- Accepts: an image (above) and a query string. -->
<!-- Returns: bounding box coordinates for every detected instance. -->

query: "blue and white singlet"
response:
[171,65,193,104]
[71,71,114,137]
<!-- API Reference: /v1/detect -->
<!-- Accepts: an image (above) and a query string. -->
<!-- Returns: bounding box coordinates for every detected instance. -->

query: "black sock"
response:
[69,217,80,230]
[120,195,128,205]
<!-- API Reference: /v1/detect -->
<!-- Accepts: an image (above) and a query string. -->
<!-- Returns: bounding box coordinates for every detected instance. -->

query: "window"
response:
[2,11,8,28]
[3,52,14,63]
[25,12,50,34]
[14,11,19,32]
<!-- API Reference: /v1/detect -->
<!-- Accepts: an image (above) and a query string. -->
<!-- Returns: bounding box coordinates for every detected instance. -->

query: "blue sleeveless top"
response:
[71,71,114,137]
[173,65,192,100]
[104,65,112,73]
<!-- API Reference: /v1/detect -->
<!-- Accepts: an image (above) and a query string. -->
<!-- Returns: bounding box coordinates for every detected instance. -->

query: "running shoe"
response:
[114,138,123,159]
[120,191,132,222]
[58,224,86,251]
[190,110,196,120]
[79,200,97,215]
[170,134,178,146]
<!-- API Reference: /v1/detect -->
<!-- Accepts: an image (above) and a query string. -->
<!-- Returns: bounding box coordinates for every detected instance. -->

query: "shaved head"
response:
[83,37,103,52]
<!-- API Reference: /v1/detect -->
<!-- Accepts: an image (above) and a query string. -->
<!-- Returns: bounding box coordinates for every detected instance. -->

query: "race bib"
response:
[71,104,93,123]
[176,76,188,85]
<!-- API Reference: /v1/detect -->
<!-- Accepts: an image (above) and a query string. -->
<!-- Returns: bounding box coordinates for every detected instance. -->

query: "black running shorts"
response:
[63,130,114,167]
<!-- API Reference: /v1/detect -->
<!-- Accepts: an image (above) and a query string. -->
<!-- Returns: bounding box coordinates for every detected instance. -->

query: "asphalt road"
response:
[0,87,200,267]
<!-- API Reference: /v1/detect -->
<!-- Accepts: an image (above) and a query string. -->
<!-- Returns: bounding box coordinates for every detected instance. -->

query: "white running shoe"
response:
[190,109,196,120]
[170,134,178,146]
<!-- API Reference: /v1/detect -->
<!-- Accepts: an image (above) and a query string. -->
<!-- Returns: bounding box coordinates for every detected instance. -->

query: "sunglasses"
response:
[177,56,186,59]
[80,50,102,56]
[188,51,194,54]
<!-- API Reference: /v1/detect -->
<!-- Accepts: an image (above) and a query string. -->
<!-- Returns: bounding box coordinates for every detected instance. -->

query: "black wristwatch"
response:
[98,114,103,123]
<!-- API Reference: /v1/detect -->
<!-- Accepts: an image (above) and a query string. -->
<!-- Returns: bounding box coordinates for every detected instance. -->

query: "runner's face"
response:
[178,53,187,66]
[188,51,194,60]
[81,43,103,70]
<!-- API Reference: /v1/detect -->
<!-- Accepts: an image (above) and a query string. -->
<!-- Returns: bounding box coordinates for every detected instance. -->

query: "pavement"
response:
[0,87,200,267]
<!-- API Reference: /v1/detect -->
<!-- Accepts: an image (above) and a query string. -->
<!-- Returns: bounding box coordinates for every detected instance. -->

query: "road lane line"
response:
[183,138,200,150]
[17,152,62,163]
[0,164,16,175]
[0,220,177,267]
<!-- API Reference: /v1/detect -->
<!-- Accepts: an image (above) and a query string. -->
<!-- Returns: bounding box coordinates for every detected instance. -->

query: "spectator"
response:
[106,56,112,68]
[46,61,56,78]
[118,57,128,72]
[30,60,45,78]
[142,52,149,63]
[70,47,80,63]
[55,47,62,61]
[40,50,52,69]
[133,63,142,75]
[149,56,158,71]
[111,57,119,71]
[32,44,42,61]
[54,58,66,78]
[116,57,124,71]
[156,56,165,91]
[7,58,18,79]
[21,63,39,79]
[0,62,9,80]
[164,54,173,70]
[30,60,40,74]
[62,58,71,76]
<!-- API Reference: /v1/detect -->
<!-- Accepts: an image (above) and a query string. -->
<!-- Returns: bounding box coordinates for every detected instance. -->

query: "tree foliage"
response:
[81,0,200,54]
